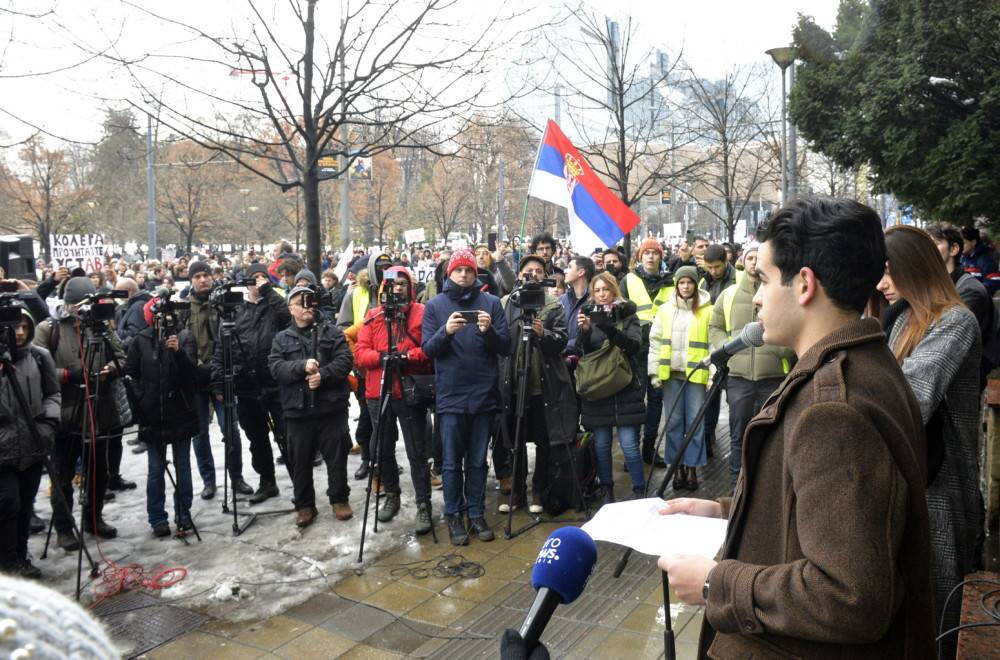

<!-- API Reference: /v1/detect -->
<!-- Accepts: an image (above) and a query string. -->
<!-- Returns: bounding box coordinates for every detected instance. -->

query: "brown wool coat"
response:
[700,318,936,659]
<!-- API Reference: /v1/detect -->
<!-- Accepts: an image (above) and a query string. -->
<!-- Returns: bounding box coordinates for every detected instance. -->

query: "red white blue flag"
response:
[527,120,641,254]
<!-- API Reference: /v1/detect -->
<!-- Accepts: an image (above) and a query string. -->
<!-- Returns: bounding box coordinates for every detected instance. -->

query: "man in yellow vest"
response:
[707,243,794,492]
[621,237,674,467]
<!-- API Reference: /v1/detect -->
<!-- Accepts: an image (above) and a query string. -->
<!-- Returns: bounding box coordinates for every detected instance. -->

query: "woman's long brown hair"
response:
[884,225,965,362]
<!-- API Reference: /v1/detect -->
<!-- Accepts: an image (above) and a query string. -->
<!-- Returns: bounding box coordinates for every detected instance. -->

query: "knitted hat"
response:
[743,242,760,254]
[674,265,699,285]
[447,248,477,278]
[188,260,211,278]
[244,263,269,281]
[63,277,96,306]
[638,237,663,258]
[517,254,547,274]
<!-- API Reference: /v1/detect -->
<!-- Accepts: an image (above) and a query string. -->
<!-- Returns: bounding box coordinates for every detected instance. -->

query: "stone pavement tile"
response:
[589,628,671,660]
[199,615,256,639]
[273,626,355,659]
[675,639,701,660]
[445,600,496,632]
[482,553,533,582]
[232,615,311,650]
[441,575,512,602]
[334,572,395,601]
[206,640,271,660]
[364,618,441,655]
[503,534,551,560]
[147,631,226,659]
[282,591,354,626]
[561,623,614,658]
[335,644,406,659]
[409,633,449,658]
[362,579,434,615]
[318,602,396,641]
[618,602,663,634]
[675,608,704,642]
[406,593,478,627]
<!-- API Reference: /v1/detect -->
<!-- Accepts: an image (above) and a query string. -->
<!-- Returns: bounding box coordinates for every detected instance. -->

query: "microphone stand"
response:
[612,360,730,660]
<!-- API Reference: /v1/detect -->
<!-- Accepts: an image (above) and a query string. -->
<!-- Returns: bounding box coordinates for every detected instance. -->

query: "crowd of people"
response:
[1,197,997,657]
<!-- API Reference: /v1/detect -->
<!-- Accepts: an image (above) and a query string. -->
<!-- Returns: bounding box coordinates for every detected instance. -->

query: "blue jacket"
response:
[961,243,1000,295]
[422,278,510,414]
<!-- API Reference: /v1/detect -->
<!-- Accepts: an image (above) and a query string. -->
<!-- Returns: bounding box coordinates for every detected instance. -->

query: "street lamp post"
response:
[239,188,250,252]
[766,47,796,204]
[248,206,259,251]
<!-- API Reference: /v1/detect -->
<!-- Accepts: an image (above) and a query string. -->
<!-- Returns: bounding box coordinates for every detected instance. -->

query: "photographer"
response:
[576,273,646,506]
[186,262,246,500]
[0,304,60,577]
[268,286,354,527]
[123,296,198,537]
[34,277,126,549]
[211,263,290,503]
[354,267,434,535]
[498,255,577,515]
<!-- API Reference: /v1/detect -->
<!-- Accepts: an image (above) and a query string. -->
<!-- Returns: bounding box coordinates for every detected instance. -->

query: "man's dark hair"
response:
[602,247,623,259]
[693,235,708,244]
[276,260,300,277]
[758,196,885,314]
[960,227,981,245]
[277,240,294,254]
[569,255,595,282]
[925,222,963,266]
[530,232,558,254]
[704,245,727,263]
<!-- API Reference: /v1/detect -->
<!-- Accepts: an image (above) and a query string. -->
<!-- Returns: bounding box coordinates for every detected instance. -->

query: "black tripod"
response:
[611,361,727,660]
[0,324,98,599]
[501,310,589,540]
[358,306,438,563]
[216,312,293,536]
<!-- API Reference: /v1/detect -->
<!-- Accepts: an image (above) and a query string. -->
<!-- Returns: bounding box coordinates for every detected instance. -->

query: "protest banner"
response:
[404,228,426,244]
[49,233,105,271]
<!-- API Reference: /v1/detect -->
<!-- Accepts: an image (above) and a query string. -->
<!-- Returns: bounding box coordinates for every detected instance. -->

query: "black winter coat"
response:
[0,333,60,470]
[269,321,353,419]
[577,300,646,429]
[212,281,290,397]
[124,326,199,443]
[115,291,152,352]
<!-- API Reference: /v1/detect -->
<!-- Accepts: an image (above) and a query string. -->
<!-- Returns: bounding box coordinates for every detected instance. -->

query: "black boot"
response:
[705,432,715,459]
[249,481,279,504]
[597,484,615,507]
[354,460,371,481]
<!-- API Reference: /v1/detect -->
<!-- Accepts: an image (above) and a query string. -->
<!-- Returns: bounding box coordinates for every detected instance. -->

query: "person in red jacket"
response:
[354,267,434,534]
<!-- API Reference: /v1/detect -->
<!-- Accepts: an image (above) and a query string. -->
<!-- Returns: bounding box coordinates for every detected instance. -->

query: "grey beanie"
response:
[293,268,318,286]
[63,277,97,306]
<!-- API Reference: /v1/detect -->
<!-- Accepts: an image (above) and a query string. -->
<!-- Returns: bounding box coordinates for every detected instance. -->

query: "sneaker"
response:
[468,517,494,542]
[29,511,46,535]
[108,475,137,491]
[84,517,118,539]
[200,484,216,500]
[498,492,524,513]
[57,529,80,551]
[177,518,194,532]
[233,479,254,495]
[333,502,353,520]
[152,523,171,537]
[447,513,469,546]
[430,469,442,490]
[529,492,544,514]
[295,506,317,528]
[415,502,432,535]
[249,481,279,504]
[499,477,512,495]
[377,493,400,522]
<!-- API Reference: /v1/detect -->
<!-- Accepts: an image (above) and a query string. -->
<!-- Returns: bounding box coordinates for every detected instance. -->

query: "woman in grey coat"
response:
[877,225,983,657]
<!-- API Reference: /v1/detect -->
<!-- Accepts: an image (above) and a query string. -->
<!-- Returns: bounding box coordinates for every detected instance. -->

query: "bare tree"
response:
[155,140,235,253]
[92,0,531,273]
[680,63,780,243]
[416,156,470,244]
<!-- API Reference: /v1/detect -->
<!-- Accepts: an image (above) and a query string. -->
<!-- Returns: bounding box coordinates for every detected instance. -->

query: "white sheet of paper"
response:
[582,498,729,558]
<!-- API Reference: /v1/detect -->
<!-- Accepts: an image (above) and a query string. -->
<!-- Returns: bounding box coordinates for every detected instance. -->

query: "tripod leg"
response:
[159,442,201,542]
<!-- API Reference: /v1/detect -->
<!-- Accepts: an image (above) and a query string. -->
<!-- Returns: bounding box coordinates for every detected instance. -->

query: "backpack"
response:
[541,431,599,516]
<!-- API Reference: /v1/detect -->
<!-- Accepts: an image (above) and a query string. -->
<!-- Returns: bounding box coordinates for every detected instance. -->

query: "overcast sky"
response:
[0,0,841,145]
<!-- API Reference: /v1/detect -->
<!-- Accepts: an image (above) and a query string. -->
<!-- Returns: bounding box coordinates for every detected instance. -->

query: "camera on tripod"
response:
[0,282,23,328]
[379,271,407,314]
[149,289,190,337]
[77,290,128,324]
[209,280,244,311]
[509,277,557,317]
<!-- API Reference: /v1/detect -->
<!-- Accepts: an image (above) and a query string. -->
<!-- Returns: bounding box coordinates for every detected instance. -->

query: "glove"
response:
[499,629,550,660]
[256,280,273,296]
[651,377,661,388]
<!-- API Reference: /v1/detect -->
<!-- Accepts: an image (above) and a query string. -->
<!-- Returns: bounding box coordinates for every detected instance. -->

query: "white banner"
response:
[334,242,353,281]
[415,266,435,283]
[161,248,176,263]
[404,227,426,244]
[663,223,682,237]
[49,233,104,271]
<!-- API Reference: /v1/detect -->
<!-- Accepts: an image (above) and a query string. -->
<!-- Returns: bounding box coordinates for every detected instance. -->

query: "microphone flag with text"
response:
[700,321,765,368]
[518,526,598,653]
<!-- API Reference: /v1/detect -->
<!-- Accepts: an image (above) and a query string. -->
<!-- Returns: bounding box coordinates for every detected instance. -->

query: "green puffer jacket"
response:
[708,274,795,380]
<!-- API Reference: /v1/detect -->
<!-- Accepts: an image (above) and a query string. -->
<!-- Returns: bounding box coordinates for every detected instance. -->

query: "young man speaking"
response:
[659,197,935,659]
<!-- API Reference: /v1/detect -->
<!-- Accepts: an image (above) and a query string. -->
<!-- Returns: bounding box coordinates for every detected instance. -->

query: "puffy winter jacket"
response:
[268,321,353,419]
[577,300,645,429]
[123,325,199,443]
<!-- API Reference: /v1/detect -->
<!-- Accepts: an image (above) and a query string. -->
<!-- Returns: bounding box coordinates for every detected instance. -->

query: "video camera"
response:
[77,290,128,325]
[209,279,244,312]
[0,281,22,328]
[509,276,557,314]
[149,288,190,337]
[378,270,408,314]
[298,284,333,314]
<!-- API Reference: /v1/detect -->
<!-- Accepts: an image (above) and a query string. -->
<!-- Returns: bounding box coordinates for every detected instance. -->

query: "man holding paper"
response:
[658,197,935,659]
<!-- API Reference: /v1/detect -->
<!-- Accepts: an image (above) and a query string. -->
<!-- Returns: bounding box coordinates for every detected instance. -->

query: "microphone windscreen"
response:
[740,321,765,348]
[154,286,171,300]
[531,527,598,604]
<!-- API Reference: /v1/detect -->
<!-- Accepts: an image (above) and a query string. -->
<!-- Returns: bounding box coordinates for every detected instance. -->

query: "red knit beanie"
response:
[447,248,477,278]
[143,297,158,326]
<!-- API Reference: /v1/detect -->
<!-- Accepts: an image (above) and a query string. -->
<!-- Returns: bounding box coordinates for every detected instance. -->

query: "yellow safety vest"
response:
[352,287,370,324]
[720,280,790,374]
[656,303,713,385]
[624,272,672,325]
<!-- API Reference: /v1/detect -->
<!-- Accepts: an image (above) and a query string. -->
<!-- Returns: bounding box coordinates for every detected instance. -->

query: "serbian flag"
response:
[527,120,640,254]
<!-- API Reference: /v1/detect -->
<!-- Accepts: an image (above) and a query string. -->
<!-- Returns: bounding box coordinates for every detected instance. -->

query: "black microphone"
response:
[700,321,765,367]
[153,286,171,300]
[518,527,598,653]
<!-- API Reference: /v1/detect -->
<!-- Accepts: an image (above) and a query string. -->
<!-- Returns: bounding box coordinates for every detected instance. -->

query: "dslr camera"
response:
[77,290,129,326]
[587,303,620,328]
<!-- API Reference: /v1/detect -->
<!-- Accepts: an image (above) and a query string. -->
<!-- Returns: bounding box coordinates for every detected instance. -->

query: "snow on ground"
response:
[28,394,455,620]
